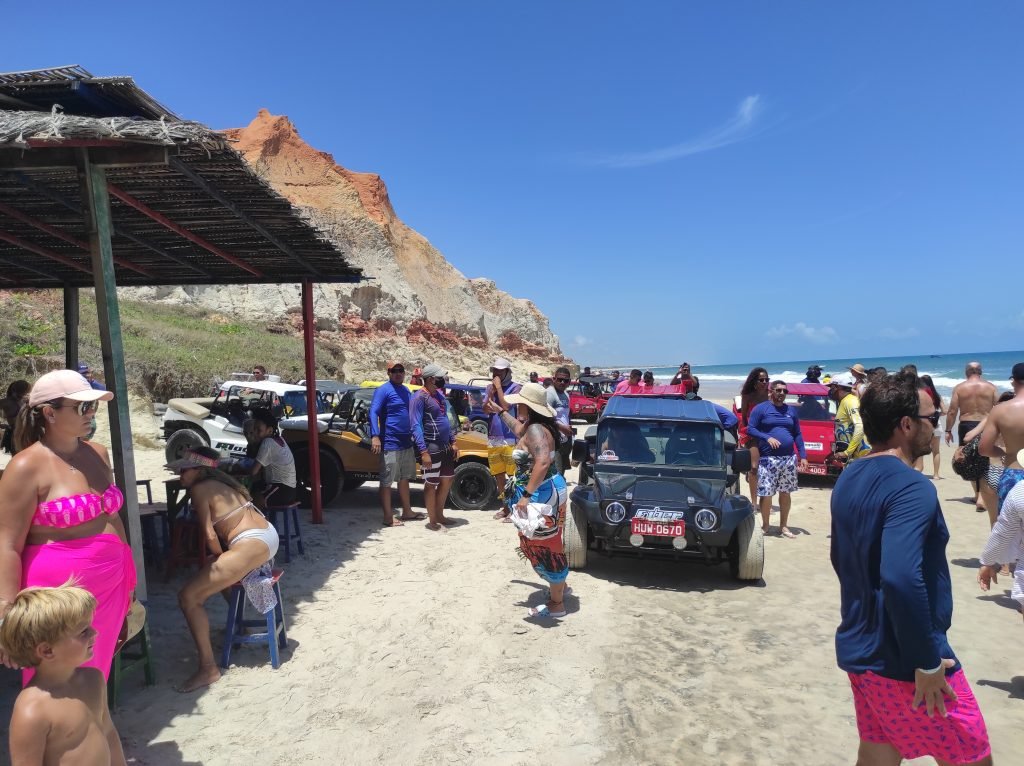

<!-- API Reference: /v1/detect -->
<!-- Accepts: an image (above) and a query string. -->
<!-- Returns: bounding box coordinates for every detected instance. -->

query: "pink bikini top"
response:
[32,485,125,529]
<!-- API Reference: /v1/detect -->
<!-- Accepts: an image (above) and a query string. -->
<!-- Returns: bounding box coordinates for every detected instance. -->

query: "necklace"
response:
[47,442,81,472]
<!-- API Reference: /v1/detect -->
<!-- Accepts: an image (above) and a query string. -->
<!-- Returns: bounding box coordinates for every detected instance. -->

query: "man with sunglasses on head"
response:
[546,366,574,476]
[369,361,424,527]
[830,372,991,766]
[747,380,808,537]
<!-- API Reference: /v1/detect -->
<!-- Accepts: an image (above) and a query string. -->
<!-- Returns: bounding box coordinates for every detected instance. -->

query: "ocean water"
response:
[602,350,1022,403]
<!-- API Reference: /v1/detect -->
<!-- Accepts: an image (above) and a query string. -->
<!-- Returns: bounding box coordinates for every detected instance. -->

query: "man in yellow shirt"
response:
[830,372,870,462]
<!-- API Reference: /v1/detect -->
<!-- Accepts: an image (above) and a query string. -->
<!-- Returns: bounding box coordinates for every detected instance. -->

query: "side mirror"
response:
[571,438,589,464]
[731,448,752,474]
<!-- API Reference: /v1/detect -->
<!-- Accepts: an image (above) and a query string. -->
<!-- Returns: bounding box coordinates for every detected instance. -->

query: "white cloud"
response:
[879,327,920,340]
[573,335,591,347]
[764,322,838,345]
[591,95,765,168]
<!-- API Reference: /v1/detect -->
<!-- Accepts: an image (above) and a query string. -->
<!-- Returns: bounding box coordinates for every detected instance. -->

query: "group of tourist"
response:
[1,357,1023,765]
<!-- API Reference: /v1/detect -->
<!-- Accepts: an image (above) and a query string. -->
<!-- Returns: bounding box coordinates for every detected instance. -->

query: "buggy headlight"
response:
[694,509,718,531]
[605,501,627,523]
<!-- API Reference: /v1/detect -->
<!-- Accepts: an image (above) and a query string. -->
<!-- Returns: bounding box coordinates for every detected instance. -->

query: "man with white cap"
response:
[410,363,459,530]
[830,372,870,463]
[483,358,521,520]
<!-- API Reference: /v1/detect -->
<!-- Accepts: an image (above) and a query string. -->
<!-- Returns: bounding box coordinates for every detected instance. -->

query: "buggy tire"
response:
[293,447,343,507]
[342,477,366,491]
[164,428,208,464]
[449,461,495,511]
[731,513,764,581]
[564,503,588,570]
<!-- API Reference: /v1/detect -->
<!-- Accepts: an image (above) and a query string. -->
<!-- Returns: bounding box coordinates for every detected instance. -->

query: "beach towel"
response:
[21,533,136,683]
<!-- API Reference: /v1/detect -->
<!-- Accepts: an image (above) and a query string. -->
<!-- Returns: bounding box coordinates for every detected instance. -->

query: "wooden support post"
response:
[63,286,79,371]
[302,280,323,524]
[79,151,147,600]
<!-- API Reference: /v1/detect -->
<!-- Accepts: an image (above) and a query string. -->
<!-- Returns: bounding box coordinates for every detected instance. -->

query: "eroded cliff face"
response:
[124,110,564,382]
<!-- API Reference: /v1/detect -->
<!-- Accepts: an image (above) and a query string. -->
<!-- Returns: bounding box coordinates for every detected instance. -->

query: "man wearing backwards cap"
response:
[369,361,425,527]
[410,363,458,530]
[830,373,870,462]
[979,362,1024,511]
[483,357,521,519]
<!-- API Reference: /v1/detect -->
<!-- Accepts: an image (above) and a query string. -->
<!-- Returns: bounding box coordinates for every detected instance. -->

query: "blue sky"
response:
[6,2,1023,365]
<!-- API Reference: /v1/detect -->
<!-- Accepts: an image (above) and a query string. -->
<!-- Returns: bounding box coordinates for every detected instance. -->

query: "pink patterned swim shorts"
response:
[848,669,991,764]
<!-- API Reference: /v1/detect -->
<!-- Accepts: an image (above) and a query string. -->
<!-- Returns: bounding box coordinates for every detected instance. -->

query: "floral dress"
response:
[506,448,569,584]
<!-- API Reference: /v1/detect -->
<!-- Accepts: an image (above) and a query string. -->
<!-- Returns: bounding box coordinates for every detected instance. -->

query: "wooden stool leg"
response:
[291,506,305,556]
[107,652,122,709]
[267,609,280,669]
[140,622,155,686]
[219,588,243,669]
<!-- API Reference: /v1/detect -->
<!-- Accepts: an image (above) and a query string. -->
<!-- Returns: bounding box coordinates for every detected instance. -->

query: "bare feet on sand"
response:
[425,522,448,532]
[439,517,457,526]
[399,512,426,521]
[780,527,796,539]
[177,664,221,693]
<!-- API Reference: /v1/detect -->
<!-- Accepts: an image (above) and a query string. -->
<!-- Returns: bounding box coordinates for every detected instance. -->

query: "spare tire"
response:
[449,461,495,511]
[164,428,208,464]
[564,503,588,569]
[293,447,343,507]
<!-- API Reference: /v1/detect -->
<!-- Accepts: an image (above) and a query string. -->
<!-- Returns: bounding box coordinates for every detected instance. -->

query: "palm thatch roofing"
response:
[0,66,361,288]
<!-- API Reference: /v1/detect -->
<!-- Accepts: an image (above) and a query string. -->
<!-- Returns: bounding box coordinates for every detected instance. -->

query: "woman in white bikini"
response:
[170,447,279,692]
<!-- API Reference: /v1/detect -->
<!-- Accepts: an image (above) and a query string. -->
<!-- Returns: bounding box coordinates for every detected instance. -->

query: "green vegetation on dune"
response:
[0,290,344,402]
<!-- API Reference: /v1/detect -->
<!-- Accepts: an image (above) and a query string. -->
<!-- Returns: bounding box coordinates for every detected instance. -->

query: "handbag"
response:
[952,437,988,482]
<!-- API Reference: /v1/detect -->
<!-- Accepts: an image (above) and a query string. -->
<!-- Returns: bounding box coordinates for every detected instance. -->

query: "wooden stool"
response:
[164,511,208,581]
[220,569,287,670]
[107,601,154,708]
[266,502,305,563]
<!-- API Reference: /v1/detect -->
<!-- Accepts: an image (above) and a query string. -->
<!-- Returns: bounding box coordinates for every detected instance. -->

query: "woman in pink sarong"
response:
[0,369,136,683]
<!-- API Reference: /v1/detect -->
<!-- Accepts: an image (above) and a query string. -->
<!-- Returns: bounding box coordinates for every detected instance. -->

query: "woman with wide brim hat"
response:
[495,383,571,619]
[0,369,135,683]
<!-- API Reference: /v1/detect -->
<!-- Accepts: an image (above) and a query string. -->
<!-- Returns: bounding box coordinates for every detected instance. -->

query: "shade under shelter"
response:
[0,65,362,598]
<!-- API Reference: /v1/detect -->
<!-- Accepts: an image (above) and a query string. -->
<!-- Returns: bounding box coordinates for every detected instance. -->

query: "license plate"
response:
[801,463,827,475]
[631,518,685,537]
[804,442,823,452]
[633,508,684,521]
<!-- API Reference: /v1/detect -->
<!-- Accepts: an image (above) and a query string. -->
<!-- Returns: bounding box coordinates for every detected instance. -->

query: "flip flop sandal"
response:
[527,604,566,619]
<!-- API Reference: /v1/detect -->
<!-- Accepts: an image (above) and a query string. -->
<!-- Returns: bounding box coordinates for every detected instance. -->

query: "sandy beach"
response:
[0,403,1021,765]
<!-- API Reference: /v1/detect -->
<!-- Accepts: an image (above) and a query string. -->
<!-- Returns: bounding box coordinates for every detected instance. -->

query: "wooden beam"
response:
[0,201,153,277]
[302,280,324,524]
[0,145,168,170]
[0,228,91,273]
[8,171,213,277]
[64,286,79,371]
[106,183,263,277]
[167,156,324,278]
[79,150,147,601]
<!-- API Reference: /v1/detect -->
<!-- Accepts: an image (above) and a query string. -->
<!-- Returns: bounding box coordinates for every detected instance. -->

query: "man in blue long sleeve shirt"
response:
[830,373,991,766]
[410,363,458,530]
[369,361,422,526]
[747,380,807,537]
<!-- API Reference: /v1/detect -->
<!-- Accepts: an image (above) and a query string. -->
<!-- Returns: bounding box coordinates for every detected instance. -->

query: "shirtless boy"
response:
[946,362,999,510]
[980,362,1024,509]
[1,583,126,765]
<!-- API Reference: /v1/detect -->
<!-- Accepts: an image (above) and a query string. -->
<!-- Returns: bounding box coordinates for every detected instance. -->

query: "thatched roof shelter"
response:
[0,66,360,597]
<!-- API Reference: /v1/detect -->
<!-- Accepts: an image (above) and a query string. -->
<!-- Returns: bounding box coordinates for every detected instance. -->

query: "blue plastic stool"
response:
[219,568,287,670]
[266,502,305,563]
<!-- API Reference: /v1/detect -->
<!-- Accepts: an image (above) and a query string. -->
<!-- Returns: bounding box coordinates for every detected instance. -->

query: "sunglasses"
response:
[773,388,788,395]
[53,400,100,416]
[908,412,942,427]
[433,377,446,387]
[554,377,571,383]
[757,377,769,382]
[389,367,405,374]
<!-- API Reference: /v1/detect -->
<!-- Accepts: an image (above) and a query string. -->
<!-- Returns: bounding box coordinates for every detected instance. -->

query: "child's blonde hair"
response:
[0,581,96,668]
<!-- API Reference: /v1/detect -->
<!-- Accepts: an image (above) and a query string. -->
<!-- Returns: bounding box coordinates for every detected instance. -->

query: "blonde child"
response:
[0,583,126,765]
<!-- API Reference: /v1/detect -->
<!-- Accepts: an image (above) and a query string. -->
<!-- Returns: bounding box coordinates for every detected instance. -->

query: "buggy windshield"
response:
[596,419,722,466]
